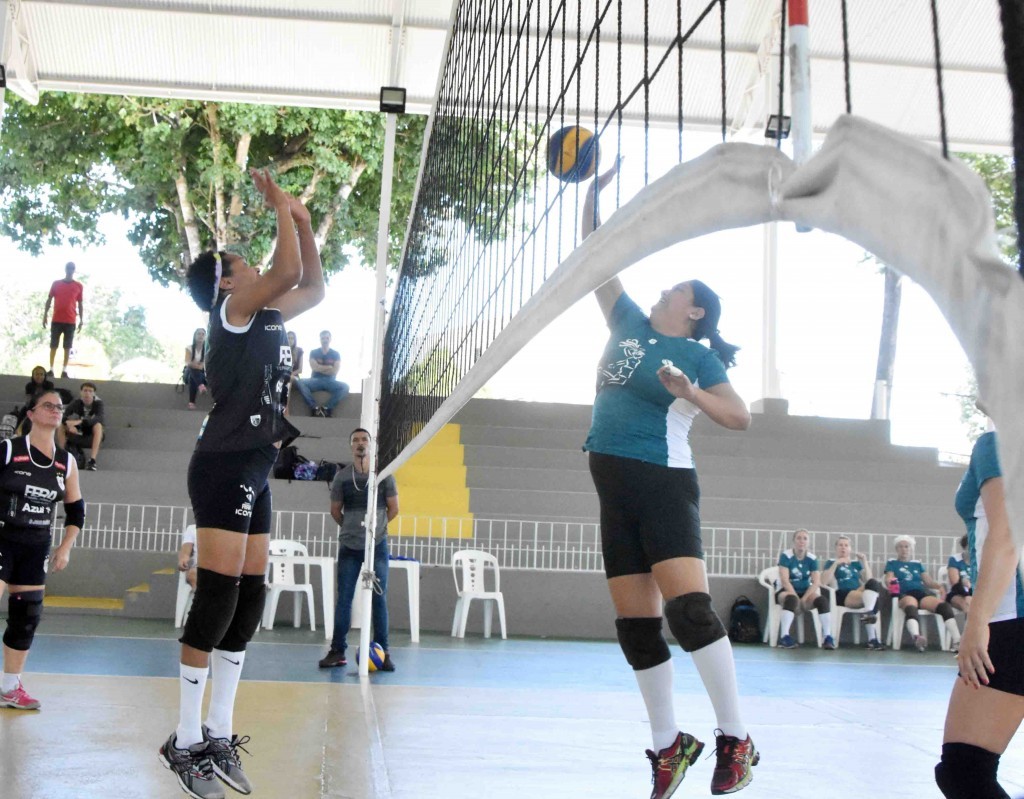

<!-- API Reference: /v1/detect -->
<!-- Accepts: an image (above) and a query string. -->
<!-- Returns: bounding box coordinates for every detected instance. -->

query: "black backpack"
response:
[316,460,341,483]
[727,595,761,644]
[273,445,301,480]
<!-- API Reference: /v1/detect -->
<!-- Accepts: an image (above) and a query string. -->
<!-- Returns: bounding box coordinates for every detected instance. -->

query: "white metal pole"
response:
[788,0,812,166]
[762,220,781,400]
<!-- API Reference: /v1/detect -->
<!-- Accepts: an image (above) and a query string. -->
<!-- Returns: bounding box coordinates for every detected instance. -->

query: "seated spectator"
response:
[24,365,55,401]
[294,330,349,418]
[775,528,831,649]
[884,535,961,652]
[58,382,105,471]
[183,327,207,410]
[822,535,886,650]
[945,534,973,614]
[287,330,304,381]
[177,525,198,590]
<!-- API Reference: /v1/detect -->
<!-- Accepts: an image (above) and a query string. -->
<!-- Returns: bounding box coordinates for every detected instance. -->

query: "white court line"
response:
[359,676,393,799]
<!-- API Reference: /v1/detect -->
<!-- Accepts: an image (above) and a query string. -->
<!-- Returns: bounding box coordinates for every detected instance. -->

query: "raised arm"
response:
[857,553,873,582]
[583,159,624,322]
[275,196,326,322]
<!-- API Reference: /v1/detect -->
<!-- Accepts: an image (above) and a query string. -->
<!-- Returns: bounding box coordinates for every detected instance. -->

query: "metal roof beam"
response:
[2,0,39,104]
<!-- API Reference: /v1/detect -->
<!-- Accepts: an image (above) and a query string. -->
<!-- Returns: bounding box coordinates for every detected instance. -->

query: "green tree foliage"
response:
[957,152,1018,266]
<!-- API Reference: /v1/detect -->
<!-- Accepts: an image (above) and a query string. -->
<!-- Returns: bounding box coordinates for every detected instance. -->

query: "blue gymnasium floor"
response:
[2,616,1023,799]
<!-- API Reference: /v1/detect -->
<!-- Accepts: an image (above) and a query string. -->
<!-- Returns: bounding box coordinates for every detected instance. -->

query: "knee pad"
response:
[615,617,671,671]
[813,595,830,614]
[3,590,44,651]
[937,602,956,621]
[935,742,1008,799]
[782,594,799,612]
[180,568,241,653]
[217,574,267,652]
[864,579,884,593]
[664,592,727,653]
[903,605,919,621]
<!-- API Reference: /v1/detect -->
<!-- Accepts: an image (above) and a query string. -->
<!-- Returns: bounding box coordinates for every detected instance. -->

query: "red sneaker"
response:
[645,731,704,799]
[0,681,41,710]
[710,730,758,795]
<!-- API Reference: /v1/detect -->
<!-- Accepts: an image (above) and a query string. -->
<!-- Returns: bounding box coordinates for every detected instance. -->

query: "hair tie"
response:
[210,251,223,309]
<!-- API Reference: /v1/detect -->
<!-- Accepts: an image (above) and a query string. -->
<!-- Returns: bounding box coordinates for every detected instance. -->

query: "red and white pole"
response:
[788,0,812,165]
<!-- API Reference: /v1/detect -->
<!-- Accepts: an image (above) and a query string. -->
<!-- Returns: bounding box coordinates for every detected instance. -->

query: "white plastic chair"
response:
[821,584,872,647]
[263,540,315,631]
[451,549,507,639]
[757,566,821,647]
[887,596,948,651]
[174,524,197,628]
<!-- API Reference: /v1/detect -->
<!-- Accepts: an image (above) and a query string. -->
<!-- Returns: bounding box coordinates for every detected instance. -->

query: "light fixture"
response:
[765,113,791,140]
[379,86,407,115]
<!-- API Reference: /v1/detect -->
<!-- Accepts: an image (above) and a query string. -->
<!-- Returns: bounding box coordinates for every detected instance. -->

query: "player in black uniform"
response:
[0,389,84,710]
[159,169,325,799]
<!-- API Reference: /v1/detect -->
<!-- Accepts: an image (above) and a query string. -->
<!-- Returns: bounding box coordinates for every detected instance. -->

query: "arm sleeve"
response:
[383,475,398,498]
[695,347,729,389]
[607,293,647,332]
[884,559,897,573]
[809,556,820,571]
[777,552,787,568]
[824,559,834,570]
[329,471,346,502]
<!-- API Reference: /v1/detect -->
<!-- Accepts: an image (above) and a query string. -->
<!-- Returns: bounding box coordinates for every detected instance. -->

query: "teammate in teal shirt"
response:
[944,534,973,614]
[883,535,960,653]
[774,529,832,649]
[822,535,885,650]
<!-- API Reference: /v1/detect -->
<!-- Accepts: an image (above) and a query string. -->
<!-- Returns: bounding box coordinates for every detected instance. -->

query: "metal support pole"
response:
[761,220,782,400]
[788,0,812,166]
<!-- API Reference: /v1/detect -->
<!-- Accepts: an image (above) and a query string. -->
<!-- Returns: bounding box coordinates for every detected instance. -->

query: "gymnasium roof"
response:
[0,0,1012,152]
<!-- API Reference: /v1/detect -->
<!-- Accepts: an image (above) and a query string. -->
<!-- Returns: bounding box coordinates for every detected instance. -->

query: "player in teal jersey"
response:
[884,535,961,653]
[945,534,973,614]
[775,529,832,648]
[821,535,885,649]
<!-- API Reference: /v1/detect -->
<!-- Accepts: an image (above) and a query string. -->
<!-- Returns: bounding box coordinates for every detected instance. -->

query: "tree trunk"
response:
[174,165,203,264]
[315,160,368,251]
[871,265,903,419]
[227,132,252,236]
[207,104,228,248]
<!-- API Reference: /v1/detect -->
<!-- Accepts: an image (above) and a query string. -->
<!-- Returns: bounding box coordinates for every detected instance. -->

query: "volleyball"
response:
[356,641,387,672]
[547,125,600,182]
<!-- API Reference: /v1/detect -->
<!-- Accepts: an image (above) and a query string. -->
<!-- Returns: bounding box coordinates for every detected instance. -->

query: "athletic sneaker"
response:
[60,371,69,379]
[866,639,886,651]
[324,407,334,418]
[203,725,253,795]
[188,402,197,410]
[158,733,225,799]
[86,458,98,471]
[710,730,759,795]
[778,634,798,649]
[822,635,836,650]
[645,731,704,799]
[914,635,928,652]
[0,681,41,710]
[312,406,326,418]
[860,614,877,625]
[949,641,960,655]
[318,648,347,668]
[379,653,396,672]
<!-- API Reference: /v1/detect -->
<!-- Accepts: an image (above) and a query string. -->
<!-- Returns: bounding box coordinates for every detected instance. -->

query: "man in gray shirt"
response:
[319,428,399,669]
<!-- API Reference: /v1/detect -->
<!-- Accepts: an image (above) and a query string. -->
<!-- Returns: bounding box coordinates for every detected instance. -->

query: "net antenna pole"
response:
[787,0,811,166]
[998,0,1024,275]
[357,0,407,679]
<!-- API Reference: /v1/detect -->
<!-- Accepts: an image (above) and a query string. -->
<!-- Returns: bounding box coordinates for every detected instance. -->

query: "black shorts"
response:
[66,421,104,447]
[836,588,858,607]
[0,534,50,585]
[899,589,932,602]
[588,451,703,579]
[187,445,277,534]
[979,618,1024,697]
[50,322,75,350]
[776,587,809,603]
[946,582,972,603]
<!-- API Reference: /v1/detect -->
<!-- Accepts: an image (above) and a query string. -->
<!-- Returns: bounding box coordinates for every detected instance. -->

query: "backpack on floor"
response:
[316,459,341,483]
[273,445,300,480]
[727,595,761,644]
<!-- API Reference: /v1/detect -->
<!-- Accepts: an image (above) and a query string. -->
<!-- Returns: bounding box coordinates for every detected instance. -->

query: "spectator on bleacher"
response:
[0,389,84,710]
[946,534,973,614]
[178,525,198,590]
[184,328,208,410]
[294,330,348,418]
[24,366,54,401]
[822,535,886,650]
[935,423,1024,799]
[319,427,399,671]
[286,331,303,381]
[57,382,105,472]
[884,535,961,653]
[776,528,832,649]
[41,261,84,379]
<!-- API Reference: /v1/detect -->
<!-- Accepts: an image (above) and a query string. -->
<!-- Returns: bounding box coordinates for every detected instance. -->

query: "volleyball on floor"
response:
[357,641,386,671]
[547,125,599,182]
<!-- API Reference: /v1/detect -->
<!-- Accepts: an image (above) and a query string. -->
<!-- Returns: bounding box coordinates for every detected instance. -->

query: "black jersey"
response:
[196,295,300,452]
[0,436,71,543]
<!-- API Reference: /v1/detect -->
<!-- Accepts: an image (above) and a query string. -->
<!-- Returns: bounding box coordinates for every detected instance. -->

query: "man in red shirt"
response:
[42,262,84,378]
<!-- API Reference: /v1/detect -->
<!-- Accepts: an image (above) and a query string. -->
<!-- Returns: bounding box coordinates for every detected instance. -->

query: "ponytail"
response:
[705,330,740,369]
[689,279,740,369]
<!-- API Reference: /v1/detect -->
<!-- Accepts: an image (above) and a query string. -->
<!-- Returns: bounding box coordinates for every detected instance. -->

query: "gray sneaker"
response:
[158,733,225,799]
[203,725,253,795]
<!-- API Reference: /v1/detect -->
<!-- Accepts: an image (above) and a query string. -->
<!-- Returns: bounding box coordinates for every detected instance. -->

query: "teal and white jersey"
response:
[584,294,728,467]
[946,555,967,576]
[885,559,926,593]
[955,432,1024,622]
[824,559,863,592]
[778,549,819,593]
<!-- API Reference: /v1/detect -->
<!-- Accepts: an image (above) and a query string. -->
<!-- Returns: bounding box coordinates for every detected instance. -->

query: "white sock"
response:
[906,619,920,638]
[176,663,209,748]
[633,659,679,752]
[945,618,961,644]
[819,612,832,638]
[865,621,880,641]
[1,673,20,693]
[862,589,879,615]
[205,649,246,740]
[779,609,795,637]
[690,637,746,740]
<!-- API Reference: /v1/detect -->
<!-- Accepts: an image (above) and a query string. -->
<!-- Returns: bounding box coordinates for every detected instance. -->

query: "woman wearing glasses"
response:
[0,390,84,710]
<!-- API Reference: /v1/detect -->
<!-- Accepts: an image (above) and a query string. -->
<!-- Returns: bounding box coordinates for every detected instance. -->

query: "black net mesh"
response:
[379,0,728,469]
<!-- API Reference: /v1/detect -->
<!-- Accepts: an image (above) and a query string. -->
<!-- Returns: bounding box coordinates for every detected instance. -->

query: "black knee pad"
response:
[903,605,919,620]
[217,574,267,652]
[935,742,1008,799]
[664,592,727,653]
[3,590,44,651]
[813,595,830,614]
[180,568,241,653]
[615,617,671,671]
[864,579,884,593]
[937,602,955,621]
[782,594,799,612]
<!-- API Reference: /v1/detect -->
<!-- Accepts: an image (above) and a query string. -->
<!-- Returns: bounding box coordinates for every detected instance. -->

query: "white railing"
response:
[55,503,963,579]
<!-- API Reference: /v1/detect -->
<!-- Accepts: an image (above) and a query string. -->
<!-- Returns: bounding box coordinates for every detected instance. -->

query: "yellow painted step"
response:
[43,596,125,611]
[395,463,466,488]
[127,583,150,594]
[397,486,470,514]
[152,567,177,575]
